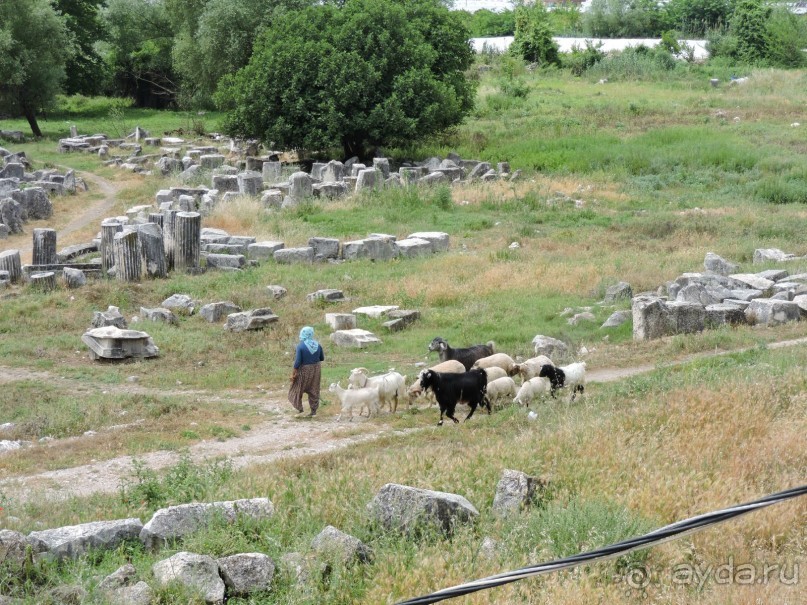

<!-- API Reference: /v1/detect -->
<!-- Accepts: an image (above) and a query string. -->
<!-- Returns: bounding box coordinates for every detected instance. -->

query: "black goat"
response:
[418,368,490,426]
[428,337,495,371]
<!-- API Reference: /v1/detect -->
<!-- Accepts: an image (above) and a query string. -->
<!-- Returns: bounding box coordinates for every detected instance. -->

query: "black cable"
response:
[397,484,807,605]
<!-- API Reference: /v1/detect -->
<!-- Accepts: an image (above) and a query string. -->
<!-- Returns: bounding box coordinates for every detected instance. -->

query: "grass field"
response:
[0,63,805,604]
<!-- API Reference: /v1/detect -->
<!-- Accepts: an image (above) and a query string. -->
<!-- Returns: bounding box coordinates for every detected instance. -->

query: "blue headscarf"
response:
[299,326,319,355]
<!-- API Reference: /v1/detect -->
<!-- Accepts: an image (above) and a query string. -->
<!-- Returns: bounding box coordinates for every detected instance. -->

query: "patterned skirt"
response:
[288,362,321,413]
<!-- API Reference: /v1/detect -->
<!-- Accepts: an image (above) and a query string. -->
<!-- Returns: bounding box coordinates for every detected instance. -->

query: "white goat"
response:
[328,382,380,421]
[484,366,507,383]
[513,355,553,381]
[513,377,551,407]
[485,376,517,404]
[348,368,407,413]
[471,353,518,376]
[538,362,587,401]
[407,360,465,405]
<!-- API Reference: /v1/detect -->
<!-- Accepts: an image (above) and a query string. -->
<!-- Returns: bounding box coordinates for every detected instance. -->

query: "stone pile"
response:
[5,471,545,601]
[632,251,807,341]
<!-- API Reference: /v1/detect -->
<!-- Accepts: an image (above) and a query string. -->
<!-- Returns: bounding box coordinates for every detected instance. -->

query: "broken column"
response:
[32,228,57,265]
[0,249,22,284]
[29,271,57,292]
[138,223,167,278]
[173,211,201,271]
[162,209,178,271]
[113,229,142,282]
[148,212,164,228]
[100,219,123,276]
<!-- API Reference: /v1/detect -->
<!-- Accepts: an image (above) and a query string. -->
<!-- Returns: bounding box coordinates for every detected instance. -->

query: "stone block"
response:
[382,310,420,332]
[311,526,372,565]
[206,253,246,269]
[218,553,275,597]
[604,281,633,303]
[407,231,449,252]
[225,308,279,332]
[342,238,398,261]
[139,307,179,325]
[200,302,241,323]
[730,273,775,294]
[308,237,340,260]
[28,518,143,560]
[396,238,432,258]
[531,334,569,357]
[705,303,747,327]
[152,552,224,605]
[82,326,159,360]
[248,241,284,260]
[237,171,262,196]
[632,297,672,341]
[266,285,287,299]
[308,289,345,303]
[666,301,705,335]
[211,174,238,193]
[745,299,801,326]
[330,329,382,347]
[325,313,356,330]
[274,247,314,264]
[704,252,739,276]
[492,469,544,517]
[200,154,225,169]
[753,248,795,264]
[353,305,398,318]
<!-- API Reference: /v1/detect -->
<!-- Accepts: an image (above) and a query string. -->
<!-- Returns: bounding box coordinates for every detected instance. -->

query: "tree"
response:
[730,0,771,63]
[100,0,176,107]
[665,0,733,36]
[55,0,109,95]
[0,0,74,136]
[216,0,475,159]
[510,2,560,66]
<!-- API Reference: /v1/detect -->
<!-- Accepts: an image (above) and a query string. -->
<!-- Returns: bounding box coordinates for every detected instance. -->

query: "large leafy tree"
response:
[0,0,74,136]
[216,0,475,158]
[55,0,108,95]
[101,0,175,107]
[510,2,560,66]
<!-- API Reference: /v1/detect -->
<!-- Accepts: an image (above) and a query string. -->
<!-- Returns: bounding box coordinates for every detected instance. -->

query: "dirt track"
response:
[3,335,806,505]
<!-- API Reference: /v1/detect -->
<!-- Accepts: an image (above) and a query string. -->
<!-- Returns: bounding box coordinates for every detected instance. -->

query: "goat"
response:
[348,368,407,413]
[418,368,490,426]
[513,355,553,381]
[428,337,495,371]
[472,353,518,376]
[328,382,380,421]
[407,360,465,404]
[538,362,586,401]
[513,376,551,407]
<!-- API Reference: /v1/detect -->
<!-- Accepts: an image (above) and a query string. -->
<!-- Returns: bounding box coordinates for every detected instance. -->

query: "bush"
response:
[563,41,606,76]
[765,7,807,68]
[510,3,560,66]
[587,45,679,81]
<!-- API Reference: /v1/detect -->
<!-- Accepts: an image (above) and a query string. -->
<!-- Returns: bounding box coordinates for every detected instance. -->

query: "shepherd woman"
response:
[288,326,325,417]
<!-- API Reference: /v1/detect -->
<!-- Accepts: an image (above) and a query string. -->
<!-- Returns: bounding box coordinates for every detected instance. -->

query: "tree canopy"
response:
[0,0,74,136]
[216,0,475,158]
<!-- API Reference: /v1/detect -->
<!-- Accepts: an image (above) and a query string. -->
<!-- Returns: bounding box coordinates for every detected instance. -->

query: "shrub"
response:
[510,2,560,66]
[563,41,606,76]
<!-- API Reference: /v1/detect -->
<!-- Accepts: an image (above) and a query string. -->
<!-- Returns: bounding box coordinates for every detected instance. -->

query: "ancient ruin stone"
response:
[0,530,35,570]
[139,307,179,325]
[307,289,345,303]
[224,308,279,332]
[217,553,275,597]
[248,241,284,260]
[366,483,479,537]
[97,563,138,591]
[28,518,143,560]
[266,285,287,299]
[604,281,633,303]
[730,273,775,293]
[274,247,314,264]
[492,469,545,517]
[82,326,159,360]
[342,237,399,261]
[352,305,398,318]
[91,306,127,329]
[0,198,24,234]
[753,248,795,264]
[311,526,372,565]
[745,299,801,326]
[325,313,357,330]
[383,310,420,332]
[704,252,739,276]
[531,335,568,358]
[705,303,747,327]
[308,237,340,260]
[408,232,450,252]
[601,310,631,328]
[152,552,224,605]
[200,302,241,323]
[330,329,382,347]
[632,297,672,341]
[161,294,198,315]
[396,237,432,258]
[206,253,246,270]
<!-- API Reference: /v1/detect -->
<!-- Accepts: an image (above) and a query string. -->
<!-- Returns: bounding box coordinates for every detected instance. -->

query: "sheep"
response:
[428,337,495,371]
[484,366,508,383]
[513,377,551,407]
[418,368,490,425]
[348,368,407,413]
[538,362,586,401]
[328,382,380,421]
[485,376,517,405]
[471,353,518,376]
[407,360,465,403]
[513,355,553,381]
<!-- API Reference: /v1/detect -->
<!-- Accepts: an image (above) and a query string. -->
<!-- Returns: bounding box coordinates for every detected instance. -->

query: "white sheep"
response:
[538,362,586,401]
[485,376,517,404]
[513,377,551,407]
[407,360,465,404]
[348,368,407,413]
[471,353,518,376]
[484,366,507,383]
[513,355,553,381]
[328,382,380,421]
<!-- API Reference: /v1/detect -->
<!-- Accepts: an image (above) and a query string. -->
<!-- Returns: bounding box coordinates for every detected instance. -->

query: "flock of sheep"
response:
[328,337,587,425]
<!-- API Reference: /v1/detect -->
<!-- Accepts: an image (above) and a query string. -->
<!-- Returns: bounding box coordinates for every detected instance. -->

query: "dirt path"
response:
[2,336,806,505]
[17,171,120,255]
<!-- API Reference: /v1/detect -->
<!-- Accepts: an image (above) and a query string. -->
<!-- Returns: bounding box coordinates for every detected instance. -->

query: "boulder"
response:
[307,289,345,303]
[224,308,279,332]
[0,223,8,239]
[531,335,569,358]
[704,252,739,276]
[468,162,492,180]
[274,247,314,264]
[200,302,241,323]
[330,329,382,348]
[568,311,596,325]
[266,285,287,299]
[311,525,372,565]
[601,310,631,328]
[492,469,545,517]
[0,198,24,234]
[91,305,127,329]
[0,530,35,570]
[676,283,720,306]
[366,483,479,537]
[139,307,179,325]
[97,563,138,591]
[753,248,795,264]
[745,299,801,326]
[140,498,275,550]
[217,553,275,597]
[27,518,143,560]
[152,552,224,605]
[105,582,153,605]
[325,313,357,330]
[161,294,199,315]
[11,187,52,219]
[604,281,633,303]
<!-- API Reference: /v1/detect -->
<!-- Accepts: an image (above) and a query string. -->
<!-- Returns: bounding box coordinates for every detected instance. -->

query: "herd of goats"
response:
[328,337,586,425]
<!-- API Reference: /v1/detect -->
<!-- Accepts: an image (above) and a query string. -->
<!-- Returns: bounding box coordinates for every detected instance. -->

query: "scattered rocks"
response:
[161,294,199,315]
[310,525,372,565]
[200,301,241,323]
[266,285,287,299]
[217,553,275,597]
[152,552,224,605]
[28,518,143,561]
[367,483,478,537]
[604,281,632,303]
[330,329,382,348]
[224,308,279,332]
[492,469,545,517]
[531,335,568,359]
[325,313,357,331]
[139,307,179,325]
[601,310,631,328]
[307,289,345,303]
[91,306,128,329]
[352,305,398,318]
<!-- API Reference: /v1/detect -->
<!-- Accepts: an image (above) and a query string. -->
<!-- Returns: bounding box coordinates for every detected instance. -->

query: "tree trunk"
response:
[22,104,43,138]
